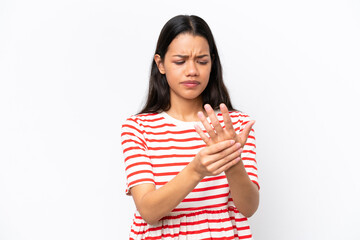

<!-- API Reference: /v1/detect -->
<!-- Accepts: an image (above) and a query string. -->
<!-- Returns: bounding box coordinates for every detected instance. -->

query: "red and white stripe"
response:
[121,111,258,239]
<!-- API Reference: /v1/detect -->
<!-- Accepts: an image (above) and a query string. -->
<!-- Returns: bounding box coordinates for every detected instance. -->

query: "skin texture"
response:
[130,33,258,224]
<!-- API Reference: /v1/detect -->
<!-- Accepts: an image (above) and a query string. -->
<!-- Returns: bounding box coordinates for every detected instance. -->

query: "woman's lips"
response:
[181,81,200,88]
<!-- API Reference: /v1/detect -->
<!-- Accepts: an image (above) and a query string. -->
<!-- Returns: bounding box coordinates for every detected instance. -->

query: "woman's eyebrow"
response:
[172,54,210,58]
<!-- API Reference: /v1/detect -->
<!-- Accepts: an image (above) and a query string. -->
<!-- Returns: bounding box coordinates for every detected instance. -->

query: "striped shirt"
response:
[121,111,258,240]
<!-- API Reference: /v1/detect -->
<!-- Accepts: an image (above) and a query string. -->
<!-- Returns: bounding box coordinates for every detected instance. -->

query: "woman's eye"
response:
[174,61,185,65]
[198,61,208,65]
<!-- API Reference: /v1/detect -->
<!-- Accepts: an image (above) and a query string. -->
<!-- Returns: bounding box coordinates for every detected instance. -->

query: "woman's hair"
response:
[139,15,235,114]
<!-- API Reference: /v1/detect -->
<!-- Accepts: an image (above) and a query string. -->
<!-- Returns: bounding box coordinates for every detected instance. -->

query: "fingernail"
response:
[230,140,235,144]
[236,143,241,148]
[238,148,243,154]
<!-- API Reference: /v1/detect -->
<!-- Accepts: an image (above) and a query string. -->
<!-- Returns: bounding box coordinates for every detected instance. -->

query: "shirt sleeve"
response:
[121,116,155,195]
[238,114,259,189]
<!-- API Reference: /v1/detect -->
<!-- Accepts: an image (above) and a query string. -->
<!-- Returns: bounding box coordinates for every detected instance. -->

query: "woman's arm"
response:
[225,158,259,217]
[195,103,259,217]
[130,139,242,225]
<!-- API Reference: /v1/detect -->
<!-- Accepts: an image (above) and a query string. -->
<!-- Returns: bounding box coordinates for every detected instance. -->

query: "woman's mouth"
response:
[181,81,200,88]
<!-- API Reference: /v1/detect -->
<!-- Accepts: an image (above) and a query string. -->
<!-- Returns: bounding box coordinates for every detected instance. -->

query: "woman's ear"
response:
[154,54,165,74]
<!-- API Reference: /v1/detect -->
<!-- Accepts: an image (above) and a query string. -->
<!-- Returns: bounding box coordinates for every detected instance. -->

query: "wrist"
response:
[225,160,246,176]
[187,161,205,182]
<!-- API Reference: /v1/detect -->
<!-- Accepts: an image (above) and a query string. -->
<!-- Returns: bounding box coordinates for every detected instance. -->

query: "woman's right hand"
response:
[190,139,242,178]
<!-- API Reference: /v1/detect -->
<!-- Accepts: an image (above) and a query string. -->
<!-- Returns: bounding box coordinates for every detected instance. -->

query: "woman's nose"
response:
[185,60,199,76]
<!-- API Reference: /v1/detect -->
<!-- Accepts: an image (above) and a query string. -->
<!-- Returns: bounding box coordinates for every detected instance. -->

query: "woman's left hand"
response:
[194,103,255,148]
[195,103,259,217]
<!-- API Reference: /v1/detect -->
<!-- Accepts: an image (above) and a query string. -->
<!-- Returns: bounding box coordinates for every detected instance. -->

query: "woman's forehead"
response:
[166,33,210,56]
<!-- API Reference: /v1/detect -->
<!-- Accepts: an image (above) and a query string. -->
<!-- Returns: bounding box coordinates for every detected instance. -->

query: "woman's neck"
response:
[166,97,205,122]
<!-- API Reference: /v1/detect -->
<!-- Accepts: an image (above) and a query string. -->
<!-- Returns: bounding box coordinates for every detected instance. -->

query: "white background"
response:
[1,0,360,239]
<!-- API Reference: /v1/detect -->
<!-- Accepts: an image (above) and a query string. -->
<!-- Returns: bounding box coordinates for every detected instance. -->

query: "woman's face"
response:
[155,33,212,104]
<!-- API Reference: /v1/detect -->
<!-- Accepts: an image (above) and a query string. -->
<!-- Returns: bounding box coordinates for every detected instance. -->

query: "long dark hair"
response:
[139,15,235,114]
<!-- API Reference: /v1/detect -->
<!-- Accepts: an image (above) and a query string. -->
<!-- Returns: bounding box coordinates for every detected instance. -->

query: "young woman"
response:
[121,15,259,240]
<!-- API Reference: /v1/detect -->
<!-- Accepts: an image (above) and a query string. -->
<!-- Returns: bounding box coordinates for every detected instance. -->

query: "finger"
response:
[212,157,241,175]
[204,142,241,168]
[220,103,235,133]
[212,142,242,162]
[238,120,255,146]
[194,124,211,145]
[205,139,235,155]
[197,111,217,140]
[204,104,224,135]
[208,146,242,174]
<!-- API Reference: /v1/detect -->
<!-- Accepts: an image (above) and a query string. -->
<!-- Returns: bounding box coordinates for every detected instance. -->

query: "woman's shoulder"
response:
[122,112,164,127]
[227,110,253,121]
[226,110,255,134]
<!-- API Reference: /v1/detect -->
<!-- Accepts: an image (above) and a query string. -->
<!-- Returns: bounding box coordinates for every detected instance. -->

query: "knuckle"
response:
[201,157,209,165]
